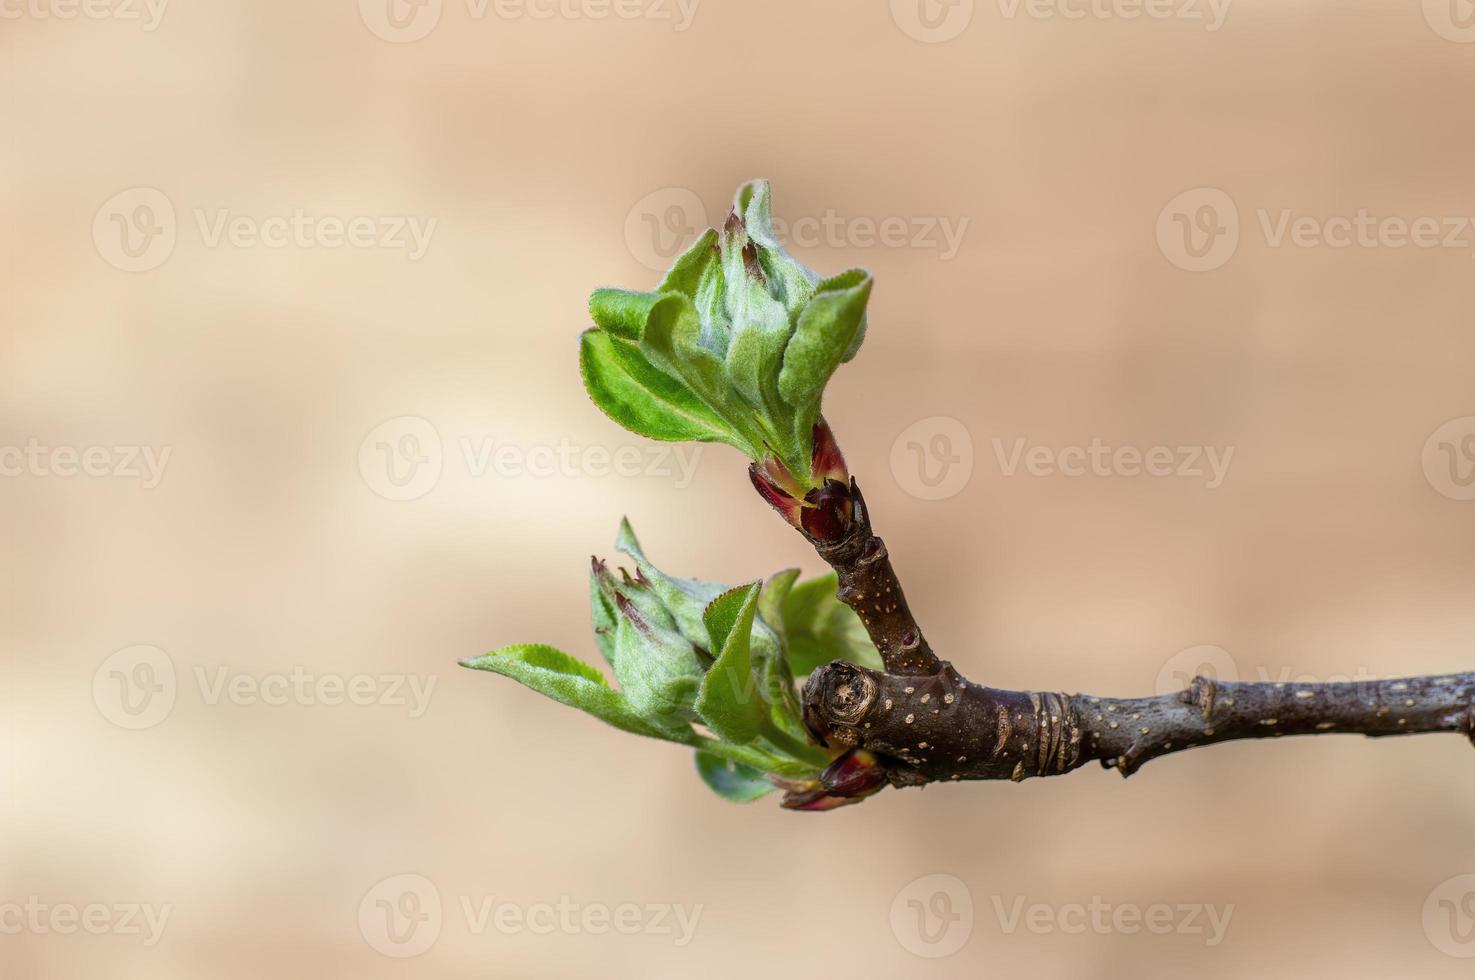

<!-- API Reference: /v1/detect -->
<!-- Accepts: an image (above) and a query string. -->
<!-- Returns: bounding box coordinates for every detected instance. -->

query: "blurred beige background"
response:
[5,0,1475,976]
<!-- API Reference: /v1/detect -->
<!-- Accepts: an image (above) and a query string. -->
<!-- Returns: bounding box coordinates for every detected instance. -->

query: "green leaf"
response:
[641,293,762,453]
[694,749,776,803]
[694,582,767,744]
[657,228,721,302]
[589,288,660,341]
[459,644,676,741]
[734,180,819,313]
[589,563,619,668]
[778,268,872,460]
[611,613,703,731]
[580,329,745,448]
[614,519,726,649]
[757,568,801,634]
[778,572,883,676]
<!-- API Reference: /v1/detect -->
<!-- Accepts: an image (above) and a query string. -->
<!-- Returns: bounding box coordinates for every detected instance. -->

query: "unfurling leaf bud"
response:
[778,749,886,810]
[581,181,872,488]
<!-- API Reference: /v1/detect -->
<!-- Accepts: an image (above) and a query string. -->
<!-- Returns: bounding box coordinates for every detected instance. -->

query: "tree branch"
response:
[802,478,941,677]
[802,661,1475,788]
[754,429,1473,807]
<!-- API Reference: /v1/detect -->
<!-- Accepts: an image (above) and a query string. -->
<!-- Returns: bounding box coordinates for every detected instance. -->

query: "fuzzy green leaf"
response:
[695,582,767,744]
[614,518,726,648]
[694,749,776,803]
[459,644,675,741]
[580,329,744,448]
[777,268,872,459]
[611,614,703,732]
[589,288,660,341]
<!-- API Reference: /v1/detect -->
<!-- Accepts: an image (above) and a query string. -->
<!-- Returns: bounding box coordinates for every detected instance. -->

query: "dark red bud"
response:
[819,749,886,798]
[799,479,854,542]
